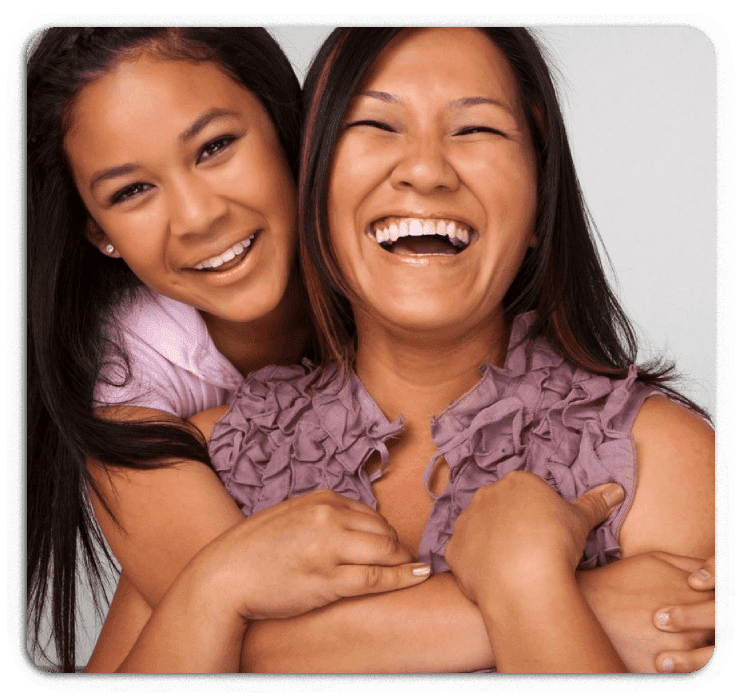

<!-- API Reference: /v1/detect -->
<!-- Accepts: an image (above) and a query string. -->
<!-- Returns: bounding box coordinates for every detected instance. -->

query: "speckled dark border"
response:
[7,14,735,693]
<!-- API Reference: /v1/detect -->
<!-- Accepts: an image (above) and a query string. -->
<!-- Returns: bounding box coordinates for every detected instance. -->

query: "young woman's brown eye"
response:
[198,135,237,163]
[110,182,150,205]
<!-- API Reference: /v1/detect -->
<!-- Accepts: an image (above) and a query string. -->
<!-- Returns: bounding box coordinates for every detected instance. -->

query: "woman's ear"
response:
[85,218,121,258]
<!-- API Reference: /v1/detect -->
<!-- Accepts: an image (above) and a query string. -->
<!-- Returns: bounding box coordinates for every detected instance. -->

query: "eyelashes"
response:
[197,134,237,163]
[454,126,506,137]
[344,119,396,132]
[344,119,506,139]
[110,182,150,205]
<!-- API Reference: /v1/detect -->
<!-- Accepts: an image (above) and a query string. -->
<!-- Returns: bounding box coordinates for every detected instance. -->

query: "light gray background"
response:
[33,24,717,669]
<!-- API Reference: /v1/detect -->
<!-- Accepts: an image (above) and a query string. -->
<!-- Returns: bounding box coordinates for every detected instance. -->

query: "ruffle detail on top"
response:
[209,362,403,517]
[422,312,659,572]
[208,312,660,576]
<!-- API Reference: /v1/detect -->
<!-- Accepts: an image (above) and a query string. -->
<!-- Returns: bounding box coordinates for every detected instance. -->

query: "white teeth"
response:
[194,235,255,270]
[371,218,473,250]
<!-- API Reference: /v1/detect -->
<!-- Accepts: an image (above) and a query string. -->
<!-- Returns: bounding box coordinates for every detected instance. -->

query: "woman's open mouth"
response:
[192,232,260,273]
[368,217,474,256]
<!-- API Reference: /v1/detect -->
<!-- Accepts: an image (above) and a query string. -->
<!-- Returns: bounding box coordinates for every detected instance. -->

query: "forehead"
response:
[64,54,255,148]
[359,28,521,106]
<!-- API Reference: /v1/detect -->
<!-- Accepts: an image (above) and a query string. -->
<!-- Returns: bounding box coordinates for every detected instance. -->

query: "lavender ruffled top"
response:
[209,312,660,573]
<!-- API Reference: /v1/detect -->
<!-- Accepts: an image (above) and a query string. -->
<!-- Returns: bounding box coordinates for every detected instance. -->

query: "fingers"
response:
[335,527,414,567]
[688,556,715,591]
[654,599,715,633]
[655,646,714,673]
[571,482,625,532]
[333,561,432,598]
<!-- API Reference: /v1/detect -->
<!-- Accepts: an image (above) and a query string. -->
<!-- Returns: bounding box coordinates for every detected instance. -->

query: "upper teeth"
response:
[193,235,255,270]
[371,218,471,247]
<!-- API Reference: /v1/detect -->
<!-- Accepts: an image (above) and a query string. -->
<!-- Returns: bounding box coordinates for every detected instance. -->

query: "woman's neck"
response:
[354,311,511,427]
[200,268,312,377]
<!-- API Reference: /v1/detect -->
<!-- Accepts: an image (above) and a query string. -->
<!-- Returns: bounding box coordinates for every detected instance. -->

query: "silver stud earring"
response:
[104,244,115,255]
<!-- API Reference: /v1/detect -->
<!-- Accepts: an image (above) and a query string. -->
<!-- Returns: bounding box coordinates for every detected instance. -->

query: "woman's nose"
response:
[167,174,228,238]
[390,136,459,194]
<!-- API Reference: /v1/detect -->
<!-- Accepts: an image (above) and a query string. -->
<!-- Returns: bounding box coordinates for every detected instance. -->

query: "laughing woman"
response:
[191,27,714,672]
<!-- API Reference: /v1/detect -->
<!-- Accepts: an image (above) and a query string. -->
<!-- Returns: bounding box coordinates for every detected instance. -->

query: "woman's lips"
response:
[368,217,474,256]
[192,233,258,271]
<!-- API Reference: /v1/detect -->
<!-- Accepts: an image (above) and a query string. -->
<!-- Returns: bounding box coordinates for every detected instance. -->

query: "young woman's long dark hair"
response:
[298,27,706,416]
[27,27,302,671]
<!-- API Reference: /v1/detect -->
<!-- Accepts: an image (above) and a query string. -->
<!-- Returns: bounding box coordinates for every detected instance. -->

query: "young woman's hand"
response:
[445,472,624,606]
[192,489,431,622]
[652,555,715,672]
[110,489,430,672]
[577,551,714,672]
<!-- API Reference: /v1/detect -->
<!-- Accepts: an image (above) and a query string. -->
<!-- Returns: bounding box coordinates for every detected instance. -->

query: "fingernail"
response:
[412,564,431,577]
[691,568,712,583]
[661,656,674,672]
[603,483,625,508]
[656,609,671,628]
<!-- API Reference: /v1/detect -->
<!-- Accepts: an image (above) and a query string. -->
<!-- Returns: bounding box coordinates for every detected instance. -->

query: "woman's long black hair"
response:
[298,27,708,418]
[27,27,302,671]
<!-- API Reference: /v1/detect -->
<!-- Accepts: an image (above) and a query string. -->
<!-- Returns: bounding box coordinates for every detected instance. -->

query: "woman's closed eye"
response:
[454,125,506,137]
[344,119,396,133]
[197,134,238,164]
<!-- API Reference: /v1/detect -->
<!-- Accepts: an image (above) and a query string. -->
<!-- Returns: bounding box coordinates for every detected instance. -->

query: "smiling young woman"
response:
[27,28,432,673]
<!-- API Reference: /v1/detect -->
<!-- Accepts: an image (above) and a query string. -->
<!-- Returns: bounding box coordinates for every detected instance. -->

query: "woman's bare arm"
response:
[621,396,714,560]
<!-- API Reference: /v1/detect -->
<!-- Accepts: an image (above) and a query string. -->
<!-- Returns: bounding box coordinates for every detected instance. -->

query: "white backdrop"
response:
[270,25,717,417]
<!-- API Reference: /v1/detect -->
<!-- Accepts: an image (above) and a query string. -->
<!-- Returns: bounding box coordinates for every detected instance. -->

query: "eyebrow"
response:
[88,108,239,191]
[450,96,513,113]
[357,90,402,104]
[179,108,239,144]
[356,90,513,114]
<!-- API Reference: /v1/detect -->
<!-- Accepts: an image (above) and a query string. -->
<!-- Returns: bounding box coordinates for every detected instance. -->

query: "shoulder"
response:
[632,394,713,442]
[620,395,714,558]
[189,406,230,442]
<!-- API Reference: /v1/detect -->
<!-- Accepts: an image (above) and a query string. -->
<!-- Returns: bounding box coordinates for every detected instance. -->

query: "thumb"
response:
[571,482,625,533]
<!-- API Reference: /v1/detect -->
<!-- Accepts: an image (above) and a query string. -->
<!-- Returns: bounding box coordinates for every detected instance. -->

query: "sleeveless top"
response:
[209,312,660,572]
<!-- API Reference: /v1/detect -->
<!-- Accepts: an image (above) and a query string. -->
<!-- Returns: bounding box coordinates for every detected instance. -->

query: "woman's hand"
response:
[444,472,627,672]
[445,472,624,605]
[113,489,429,672]
[196,489,431,622]
[653,555,715,672]
[578,551,714,672]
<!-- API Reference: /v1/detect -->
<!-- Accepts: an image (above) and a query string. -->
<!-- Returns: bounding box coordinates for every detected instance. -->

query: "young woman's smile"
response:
[328,28,538,341]
[64,55,297,325]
